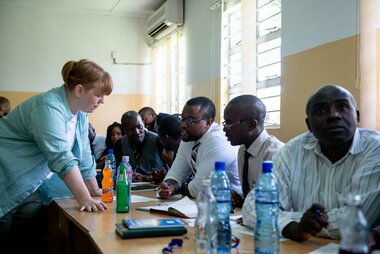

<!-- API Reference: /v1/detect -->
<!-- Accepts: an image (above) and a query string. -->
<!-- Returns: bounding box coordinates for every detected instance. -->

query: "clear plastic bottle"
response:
[210,161,231,253]
[254,161,279,254]
[339,194,369,254]
[116,156,130,213]
[106,149,116,189]
[125,157,133,185]
[195,178,217,254]
[101,159,114,202]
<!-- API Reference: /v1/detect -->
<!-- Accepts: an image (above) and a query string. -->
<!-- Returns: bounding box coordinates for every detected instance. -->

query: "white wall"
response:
[0,5,152,94]
[282,0,359,57]
[184,0,222,86]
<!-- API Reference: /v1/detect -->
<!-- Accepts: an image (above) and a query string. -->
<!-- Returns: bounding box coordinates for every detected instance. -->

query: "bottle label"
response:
[103,188,113,194]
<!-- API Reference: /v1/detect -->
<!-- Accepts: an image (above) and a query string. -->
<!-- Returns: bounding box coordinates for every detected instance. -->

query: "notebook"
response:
[123,218,187,229]
[136,196,198,218]
[115,223,187,239]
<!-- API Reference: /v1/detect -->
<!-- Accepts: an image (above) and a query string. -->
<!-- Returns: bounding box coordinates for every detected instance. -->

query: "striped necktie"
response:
[190,141,201,178]
[133,147,142,166]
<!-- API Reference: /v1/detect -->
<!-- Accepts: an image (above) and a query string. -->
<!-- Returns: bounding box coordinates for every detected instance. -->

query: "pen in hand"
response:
[157,181,172,198]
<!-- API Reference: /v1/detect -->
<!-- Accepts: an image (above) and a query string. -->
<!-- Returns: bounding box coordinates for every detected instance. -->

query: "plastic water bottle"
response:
[106,149,116,190]
[254,161,279,254]
[101,159,113,202]
[125,157,133,185]
[195,179,217,254]
[116,156,130,213]
[210,161,231,253]
[339,194,369,254]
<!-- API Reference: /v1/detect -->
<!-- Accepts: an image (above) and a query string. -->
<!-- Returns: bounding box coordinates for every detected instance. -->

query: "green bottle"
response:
[116,156,130,213]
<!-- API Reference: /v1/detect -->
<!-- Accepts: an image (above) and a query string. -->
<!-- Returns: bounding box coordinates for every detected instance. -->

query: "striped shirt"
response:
[242,128,380,239]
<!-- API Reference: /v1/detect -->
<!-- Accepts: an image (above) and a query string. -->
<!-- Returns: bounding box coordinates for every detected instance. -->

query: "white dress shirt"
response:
[238,129,284,194]
[242,128,380,239]
[164,123,242,198]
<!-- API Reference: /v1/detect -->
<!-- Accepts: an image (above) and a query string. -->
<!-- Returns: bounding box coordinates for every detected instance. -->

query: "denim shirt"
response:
[0,85,96,217]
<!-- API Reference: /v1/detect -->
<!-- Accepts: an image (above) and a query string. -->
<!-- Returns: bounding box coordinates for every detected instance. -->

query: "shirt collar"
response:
[59,85,78,121]
[303,128,362,156]
[246,129,269,157]
[195,122,217,144]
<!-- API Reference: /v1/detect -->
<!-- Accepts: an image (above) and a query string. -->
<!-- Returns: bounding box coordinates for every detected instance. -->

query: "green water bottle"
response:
[116,156,130,213]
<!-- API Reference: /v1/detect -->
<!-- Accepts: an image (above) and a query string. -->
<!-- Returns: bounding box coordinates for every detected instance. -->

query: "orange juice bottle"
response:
[101,159,114,202]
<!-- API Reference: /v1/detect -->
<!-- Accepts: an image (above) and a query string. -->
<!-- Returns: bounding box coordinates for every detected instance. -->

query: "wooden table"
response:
[48,191,338,254]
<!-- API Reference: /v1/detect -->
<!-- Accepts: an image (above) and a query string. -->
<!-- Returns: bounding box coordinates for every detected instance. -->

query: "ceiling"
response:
[0,0,167,17]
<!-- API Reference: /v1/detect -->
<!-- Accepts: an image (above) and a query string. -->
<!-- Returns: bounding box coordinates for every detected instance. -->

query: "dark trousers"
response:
[0,191,48,253]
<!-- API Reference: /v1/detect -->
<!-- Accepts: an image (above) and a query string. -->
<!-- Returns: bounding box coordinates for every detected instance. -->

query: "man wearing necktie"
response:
[114,111,167,182]
[158,96,242,199]
[223,95,284,208]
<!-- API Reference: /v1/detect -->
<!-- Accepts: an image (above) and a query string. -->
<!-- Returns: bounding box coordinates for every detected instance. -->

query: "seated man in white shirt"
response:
[158,96,242,198]
[223,95,284,208]
[242,84,380,241]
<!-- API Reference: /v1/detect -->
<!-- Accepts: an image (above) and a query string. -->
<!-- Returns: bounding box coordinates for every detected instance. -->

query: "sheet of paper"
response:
[308,243,339,254]
[168,196,197,218]
[184,215,240,227]
[136,201,176,212]
[232,224,253,236]
[231,224,287,242]
[131,195,159,203]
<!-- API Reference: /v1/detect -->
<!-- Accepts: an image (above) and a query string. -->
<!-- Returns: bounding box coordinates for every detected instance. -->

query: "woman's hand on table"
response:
[79,198,107,212]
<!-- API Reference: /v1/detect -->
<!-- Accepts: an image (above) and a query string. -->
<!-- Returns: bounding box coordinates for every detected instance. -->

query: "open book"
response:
[136,196,198,218]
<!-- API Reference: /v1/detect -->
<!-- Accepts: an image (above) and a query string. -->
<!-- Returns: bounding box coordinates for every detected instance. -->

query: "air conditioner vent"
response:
[146,0,183,40]
[148,22,170,38]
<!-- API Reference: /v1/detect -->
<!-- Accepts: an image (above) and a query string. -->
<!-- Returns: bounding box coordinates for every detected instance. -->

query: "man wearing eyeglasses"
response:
[158,96,242,198]
[223,95,284,208]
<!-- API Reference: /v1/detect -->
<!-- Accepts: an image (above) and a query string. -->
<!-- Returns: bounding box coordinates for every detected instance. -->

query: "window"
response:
[222,3,242,102]
[222,0,281,127]
[256,0,281,127]
[152,30,186,114]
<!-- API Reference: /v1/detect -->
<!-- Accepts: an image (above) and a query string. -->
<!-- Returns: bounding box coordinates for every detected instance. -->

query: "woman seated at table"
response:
[96,121,125,169]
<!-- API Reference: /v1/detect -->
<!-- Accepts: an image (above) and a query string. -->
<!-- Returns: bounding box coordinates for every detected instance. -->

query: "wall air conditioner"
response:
[147,0,183,40]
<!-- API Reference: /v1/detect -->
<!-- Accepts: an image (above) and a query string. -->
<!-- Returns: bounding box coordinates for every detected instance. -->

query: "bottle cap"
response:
[122,156,129,162]
[108,149,113,154]
[262,160,273,173]
[215,161,225,171]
